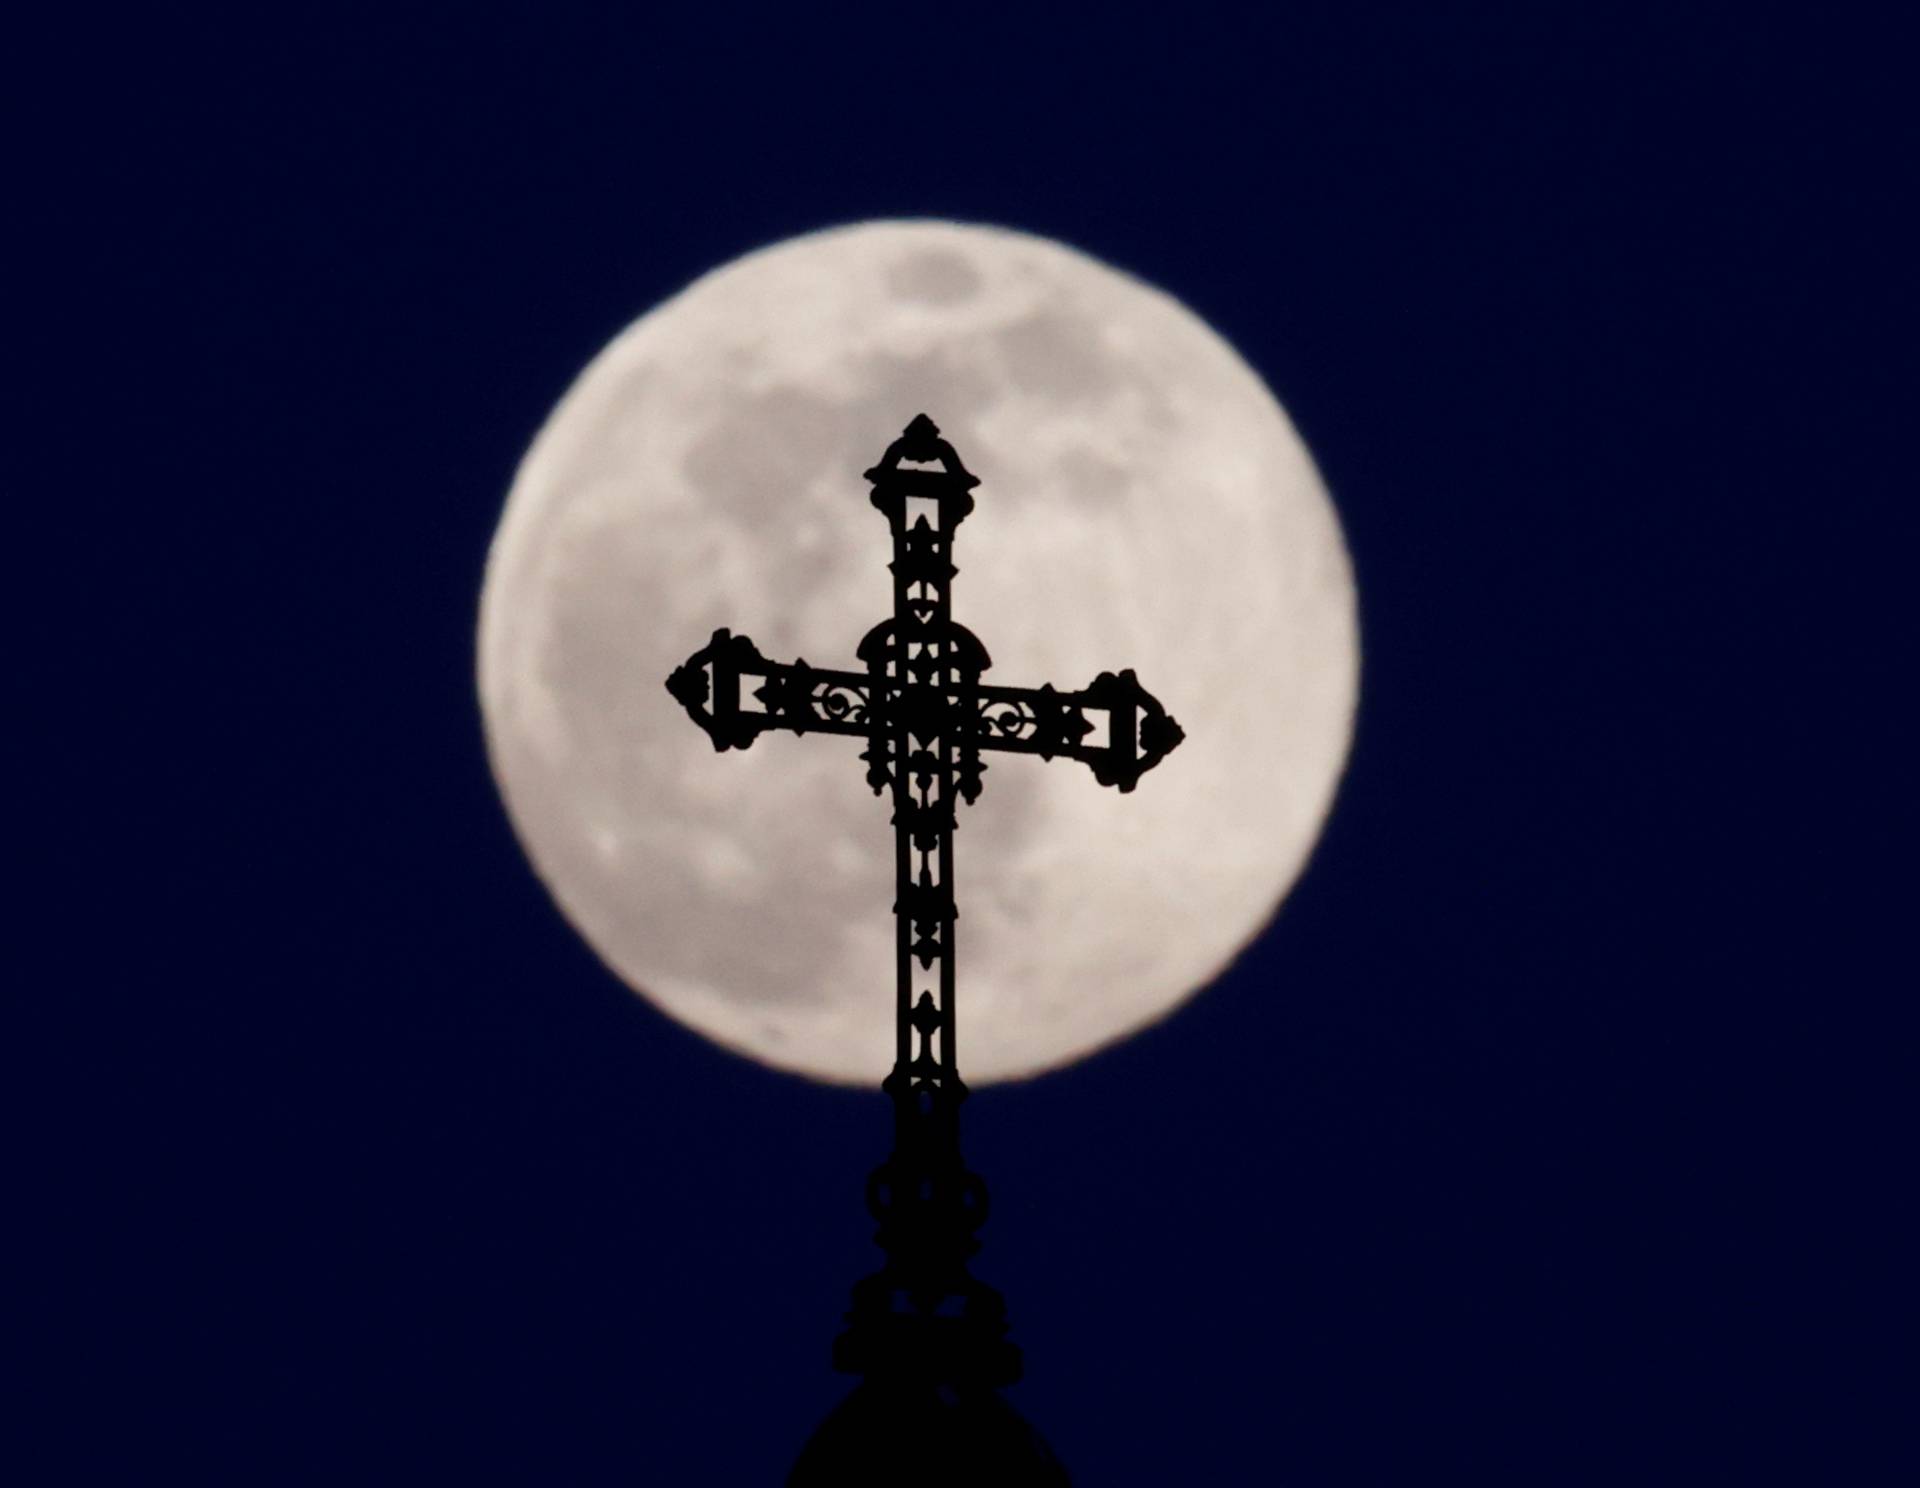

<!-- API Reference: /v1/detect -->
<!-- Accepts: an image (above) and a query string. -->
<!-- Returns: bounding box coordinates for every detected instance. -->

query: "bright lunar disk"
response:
[479,221,1357,1085]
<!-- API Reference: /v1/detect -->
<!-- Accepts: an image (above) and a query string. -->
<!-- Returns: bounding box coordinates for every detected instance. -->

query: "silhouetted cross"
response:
[666,414,1182,1388]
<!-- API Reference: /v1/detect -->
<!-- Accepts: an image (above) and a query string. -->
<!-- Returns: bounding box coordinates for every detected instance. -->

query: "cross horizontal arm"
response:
[971,671,1184,792]
[665,628,1184,792]
[664,629,873,749]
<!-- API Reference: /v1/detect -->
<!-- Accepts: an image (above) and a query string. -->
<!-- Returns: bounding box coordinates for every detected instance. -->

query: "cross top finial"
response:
[865,415,980,527]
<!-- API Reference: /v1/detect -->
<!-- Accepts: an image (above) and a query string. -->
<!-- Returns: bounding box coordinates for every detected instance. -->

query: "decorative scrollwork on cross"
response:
[816,681,868,727]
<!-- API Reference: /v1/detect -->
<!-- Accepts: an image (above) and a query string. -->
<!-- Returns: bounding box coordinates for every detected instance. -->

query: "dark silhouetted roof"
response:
[789,1378,1070,1486]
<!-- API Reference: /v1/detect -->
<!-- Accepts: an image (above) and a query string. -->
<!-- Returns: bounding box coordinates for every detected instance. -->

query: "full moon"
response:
[479,221,1357,1085]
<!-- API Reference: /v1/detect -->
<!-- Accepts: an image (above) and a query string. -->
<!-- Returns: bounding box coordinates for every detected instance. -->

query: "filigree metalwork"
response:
[665,414,1184,1390]
[816,681,869,727]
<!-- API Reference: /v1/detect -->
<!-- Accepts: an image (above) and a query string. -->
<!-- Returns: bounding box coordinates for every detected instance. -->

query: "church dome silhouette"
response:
[788,1377,1070,1486]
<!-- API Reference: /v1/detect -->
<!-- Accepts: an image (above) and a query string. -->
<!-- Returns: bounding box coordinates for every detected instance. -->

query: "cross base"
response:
[831,1075,1021,1389]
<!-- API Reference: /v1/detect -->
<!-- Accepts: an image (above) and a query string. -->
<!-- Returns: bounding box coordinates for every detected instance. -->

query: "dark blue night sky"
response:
[17,6,1903,1482]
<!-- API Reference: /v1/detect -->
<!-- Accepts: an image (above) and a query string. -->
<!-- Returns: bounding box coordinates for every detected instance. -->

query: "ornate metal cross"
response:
[666,414,1183,1389]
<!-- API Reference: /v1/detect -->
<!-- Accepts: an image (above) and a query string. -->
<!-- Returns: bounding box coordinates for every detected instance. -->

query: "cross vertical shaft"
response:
[844,413,1012,1385]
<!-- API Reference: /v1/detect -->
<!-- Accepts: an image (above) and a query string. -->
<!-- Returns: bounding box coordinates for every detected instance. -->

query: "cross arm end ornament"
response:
[1081,668,1186,791]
